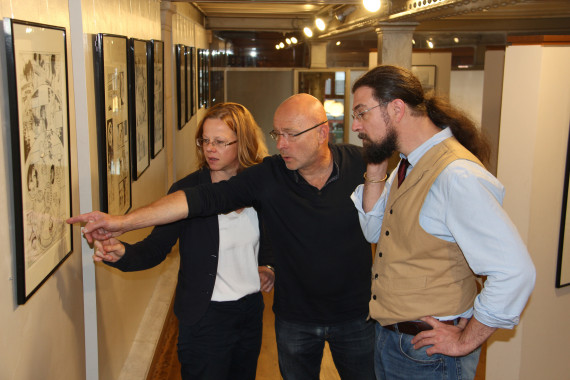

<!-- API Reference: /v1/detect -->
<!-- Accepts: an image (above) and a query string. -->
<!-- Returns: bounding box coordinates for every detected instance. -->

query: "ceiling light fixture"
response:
[363,0,381,12]
[315,18,326,31]
[304,27,313,38]
[291,37,298,44]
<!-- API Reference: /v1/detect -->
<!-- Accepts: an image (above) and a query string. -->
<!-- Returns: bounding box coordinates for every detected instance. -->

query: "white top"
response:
[212,206,261,301]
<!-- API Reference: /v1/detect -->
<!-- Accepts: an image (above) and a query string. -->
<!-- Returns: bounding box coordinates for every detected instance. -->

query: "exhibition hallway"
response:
[145,290,485,380]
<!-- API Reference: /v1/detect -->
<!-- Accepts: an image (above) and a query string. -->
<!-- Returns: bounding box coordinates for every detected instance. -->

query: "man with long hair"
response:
[350,65,535,380]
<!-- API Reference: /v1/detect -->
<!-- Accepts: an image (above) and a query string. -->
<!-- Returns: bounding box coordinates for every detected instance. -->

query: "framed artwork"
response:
[198,48,210,109]
[411,65,436,93]
[557,125,570,288]
[148,39,164,158]
[3,18,73,304]
[128,38,150,180]
[93,33,132,215]
[176,44,186,129]
[185,45,194,121]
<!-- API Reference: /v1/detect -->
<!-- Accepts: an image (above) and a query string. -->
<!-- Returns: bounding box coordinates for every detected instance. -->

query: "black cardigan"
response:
[108,167,274,326]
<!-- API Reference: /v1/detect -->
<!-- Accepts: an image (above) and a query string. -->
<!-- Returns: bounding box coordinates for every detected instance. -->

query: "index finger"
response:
[67,212,98,225]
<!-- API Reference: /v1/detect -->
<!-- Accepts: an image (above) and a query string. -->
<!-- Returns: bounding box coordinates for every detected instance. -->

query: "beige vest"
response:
[370,137,481,325]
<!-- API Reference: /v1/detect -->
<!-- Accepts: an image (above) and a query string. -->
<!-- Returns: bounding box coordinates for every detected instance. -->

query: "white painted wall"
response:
[450,70,484,127]
[488,44,570,380]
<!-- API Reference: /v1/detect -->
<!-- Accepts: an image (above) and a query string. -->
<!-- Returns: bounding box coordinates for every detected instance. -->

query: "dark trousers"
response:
[177,292,264,380]
[275,314,376,380]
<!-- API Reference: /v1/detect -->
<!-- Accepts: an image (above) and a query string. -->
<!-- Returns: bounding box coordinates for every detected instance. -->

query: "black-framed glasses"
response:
[352,104,382,121]
[196,138,237,148]
[269,120,328,141]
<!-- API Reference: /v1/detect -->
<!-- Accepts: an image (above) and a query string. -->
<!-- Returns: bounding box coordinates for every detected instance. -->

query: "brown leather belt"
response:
[382,319,457,336]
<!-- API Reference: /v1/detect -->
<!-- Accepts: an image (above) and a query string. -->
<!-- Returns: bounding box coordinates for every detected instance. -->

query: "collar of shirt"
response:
[400,127,452,168]
[293,160,340,187]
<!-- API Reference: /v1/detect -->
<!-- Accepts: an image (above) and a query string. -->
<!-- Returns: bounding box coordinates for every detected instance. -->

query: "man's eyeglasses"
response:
[351,104,382,121]
[269,120,328,141]
[196,138,237,148]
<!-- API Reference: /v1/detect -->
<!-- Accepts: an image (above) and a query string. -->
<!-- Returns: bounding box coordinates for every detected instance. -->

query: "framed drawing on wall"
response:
[94,33,132,215]
[128,38,150,180]
[198,48,210,109]
[557,125,570,288]
[176,44,186,129]
[148,39,164,158]
[185,45,194,121]
[411,65,436,93]
[3,18,73,304]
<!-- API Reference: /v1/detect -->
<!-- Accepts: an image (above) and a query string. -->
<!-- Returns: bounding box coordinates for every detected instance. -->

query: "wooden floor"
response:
[147,290,485,380]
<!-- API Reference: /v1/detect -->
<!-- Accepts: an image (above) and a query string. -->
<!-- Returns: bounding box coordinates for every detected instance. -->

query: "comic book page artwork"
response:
[104,61,131,215]
[17,49,70,270]
[133,40,149,177]
[153,41,164,156]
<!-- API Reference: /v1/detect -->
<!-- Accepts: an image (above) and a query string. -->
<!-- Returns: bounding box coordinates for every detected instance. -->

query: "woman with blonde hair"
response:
[92,102,274,380]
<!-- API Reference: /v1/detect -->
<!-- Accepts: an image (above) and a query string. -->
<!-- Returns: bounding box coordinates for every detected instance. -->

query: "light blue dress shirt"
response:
[351,128,536,329]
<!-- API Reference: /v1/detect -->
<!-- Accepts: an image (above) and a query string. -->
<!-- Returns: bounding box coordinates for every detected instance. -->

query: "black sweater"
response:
[185,144,371,324]
[108,167,274,326]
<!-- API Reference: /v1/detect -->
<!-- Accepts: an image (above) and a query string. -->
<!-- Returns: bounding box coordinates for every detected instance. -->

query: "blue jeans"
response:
[374,322,481,380]
[275,315,375,380]
[177,292,264,380]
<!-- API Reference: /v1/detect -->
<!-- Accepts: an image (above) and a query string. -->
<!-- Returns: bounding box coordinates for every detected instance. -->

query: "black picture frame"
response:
[3,18,73,304]
[198,48,210,109]
[557,125,570,288]
[93,33,132,215]
[176,44,186,129]
[185,45,194,121]
[128,38,150,180]
[148,39,164,158]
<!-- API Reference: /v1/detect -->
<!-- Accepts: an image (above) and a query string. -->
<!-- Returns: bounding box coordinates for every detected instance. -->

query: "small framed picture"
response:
[93,33,132,215]
[176,44,186,129]
[185,45,194,121]
[3,18,73,304]
[411,65,436,93]
[148,39,164,158]
[128,38,150,180]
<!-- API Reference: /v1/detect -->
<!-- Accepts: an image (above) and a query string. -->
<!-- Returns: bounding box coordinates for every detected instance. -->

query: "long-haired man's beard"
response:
[360,127,398,164]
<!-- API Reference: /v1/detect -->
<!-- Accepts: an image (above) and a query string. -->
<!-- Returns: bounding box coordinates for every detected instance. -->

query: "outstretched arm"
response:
[67,190,189,242]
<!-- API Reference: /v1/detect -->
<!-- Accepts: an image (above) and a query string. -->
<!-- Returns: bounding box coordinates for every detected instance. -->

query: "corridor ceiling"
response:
[184,0,570,37]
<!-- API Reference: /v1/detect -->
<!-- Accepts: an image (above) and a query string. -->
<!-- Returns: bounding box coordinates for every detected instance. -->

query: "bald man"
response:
[70,94,375,380]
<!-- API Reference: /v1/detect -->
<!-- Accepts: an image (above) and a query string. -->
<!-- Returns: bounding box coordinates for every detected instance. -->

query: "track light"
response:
[304,27,313,38]
[315,18,326,31]
[363,0,381,12]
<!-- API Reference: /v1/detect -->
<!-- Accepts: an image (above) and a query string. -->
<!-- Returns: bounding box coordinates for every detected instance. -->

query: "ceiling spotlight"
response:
[336,41,341,46]
[315,18,326,31]
[279,42,285,48]
[286,38,291,45]
[304,27,313,38]
[412,39,416,45]
[291,37,298,44]
[454,37,459,43]
[275,45,280,50]
[334,5,356,23]
[427,40,434,49]
[363,0,381,12]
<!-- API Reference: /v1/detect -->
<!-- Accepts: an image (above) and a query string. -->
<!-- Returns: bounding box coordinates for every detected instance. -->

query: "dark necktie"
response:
[397,159,410,188]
